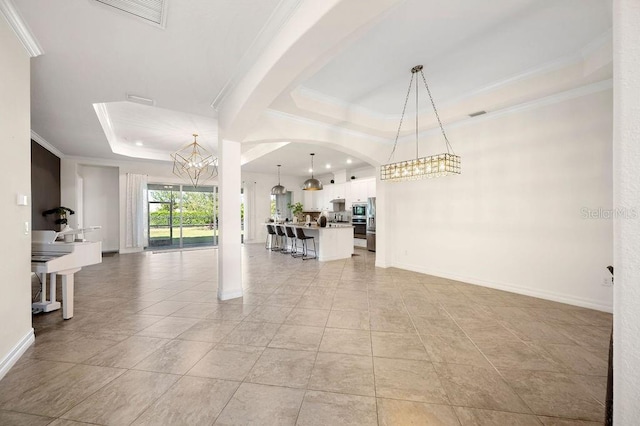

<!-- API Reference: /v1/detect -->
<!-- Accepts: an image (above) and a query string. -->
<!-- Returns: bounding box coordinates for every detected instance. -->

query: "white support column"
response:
[374,175,391,268]
[217,138,243,300]
[613,0,640,421]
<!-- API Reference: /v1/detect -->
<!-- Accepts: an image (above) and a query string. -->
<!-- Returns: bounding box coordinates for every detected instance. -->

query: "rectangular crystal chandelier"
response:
[381,153,460,181]
[381,65,461,182]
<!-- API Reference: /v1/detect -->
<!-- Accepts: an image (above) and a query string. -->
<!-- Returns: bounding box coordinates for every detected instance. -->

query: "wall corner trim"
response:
[31,130,64,158]
[0,0,43,57]
[0,328,35,381]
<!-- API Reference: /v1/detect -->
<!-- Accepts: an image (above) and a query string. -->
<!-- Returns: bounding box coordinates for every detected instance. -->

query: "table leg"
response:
[40,273,47,303]
[61,274,75,320]
[49,272,57,303]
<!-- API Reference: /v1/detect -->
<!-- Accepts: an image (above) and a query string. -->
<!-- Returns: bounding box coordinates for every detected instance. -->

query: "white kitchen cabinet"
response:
[303,190,314,211]
[323,184,335,210]
[350,179,369,203]
[366,178,376,198]
[333,183,346,201]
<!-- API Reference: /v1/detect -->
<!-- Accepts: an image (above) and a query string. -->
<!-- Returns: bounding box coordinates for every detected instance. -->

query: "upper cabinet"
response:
[302,178,375,211]
[349,177,375,203]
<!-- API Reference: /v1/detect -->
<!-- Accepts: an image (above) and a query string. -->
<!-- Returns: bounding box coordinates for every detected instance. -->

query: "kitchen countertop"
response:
[265,222,353,229]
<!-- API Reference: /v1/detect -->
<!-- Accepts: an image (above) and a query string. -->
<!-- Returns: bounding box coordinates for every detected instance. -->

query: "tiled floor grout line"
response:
[395,281,457,418]
[439,301,541,417]
[365,272,382,426]
[23,247,610,424]
[293,278,330,425]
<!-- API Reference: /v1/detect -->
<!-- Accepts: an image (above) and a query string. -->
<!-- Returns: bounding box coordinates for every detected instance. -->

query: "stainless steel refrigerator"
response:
[366,197,376,252]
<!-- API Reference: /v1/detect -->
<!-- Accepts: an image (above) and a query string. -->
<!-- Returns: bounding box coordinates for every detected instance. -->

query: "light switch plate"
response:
[16,194,28,206]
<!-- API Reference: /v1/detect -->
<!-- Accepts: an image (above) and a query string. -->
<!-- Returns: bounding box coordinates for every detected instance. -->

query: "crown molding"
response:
[293,29,613,125]
[0,0,43,57]
[210,0,303,110]
[31,131,63,158]
[394,78,614,144]
[264,109,387,144]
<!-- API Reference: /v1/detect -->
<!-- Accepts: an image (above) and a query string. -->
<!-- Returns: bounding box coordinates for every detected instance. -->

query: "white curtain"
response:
[125,173,148,248]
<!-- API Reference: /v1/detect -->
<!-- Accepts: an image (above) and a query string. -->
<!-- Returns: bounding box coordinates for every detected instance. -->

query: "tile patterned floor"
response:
[1,245,611,425]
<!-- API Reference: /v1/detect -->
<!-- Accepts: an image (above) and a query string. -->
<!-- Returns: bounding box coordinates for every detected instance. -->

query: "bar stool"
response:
[285,226,301,257]
[294,227,317,260]
[275,225,288,253]
[265,224,279,250]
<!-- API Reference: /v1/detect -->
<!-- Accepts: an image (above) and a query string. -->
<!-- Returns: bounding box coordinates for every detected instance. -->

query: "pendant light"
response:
[302,153,323,191]
[271,165,287,195]
[380,65,461,181]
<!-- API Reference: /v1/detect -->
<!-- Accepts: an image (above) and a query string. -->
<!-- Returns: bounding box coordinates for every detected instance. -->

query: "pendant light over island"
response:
[302,153,323,191]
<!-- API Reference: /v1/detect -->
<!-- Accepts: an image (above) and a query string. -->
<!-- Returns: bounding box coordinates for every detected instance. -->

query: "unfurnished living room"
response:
[1,0,639,425]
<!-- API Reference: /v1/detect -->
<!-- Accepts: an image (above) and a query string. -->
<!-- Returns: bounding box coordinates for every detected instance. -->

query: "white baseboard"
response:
[218,290,243,301]
[0,328,35,381]
[119,247,144,254]
[392,261,613,313]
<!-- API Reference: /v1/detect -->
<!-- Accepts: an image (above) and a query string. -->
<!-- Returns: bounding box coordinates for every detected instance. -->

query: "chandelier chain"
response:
[419,70,455,155]
[387,72,415,163]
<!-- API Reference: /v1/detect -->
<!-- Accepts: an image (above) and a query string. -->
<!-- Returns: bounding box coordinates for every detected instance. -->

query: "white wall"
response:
[613,0,640,420]
[0,16,34,378]
[242,171,305,244]
[384,88,614,311]
[62,157,189,253]
[78,165,119,251]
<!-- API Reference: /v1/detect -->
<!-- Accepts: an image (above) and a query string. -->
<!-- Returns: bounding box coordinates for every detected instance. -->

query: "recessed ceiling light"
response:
[325,164,331,169]
[346,159,352,164]
[135,141,144,146]
[308,168,313,173]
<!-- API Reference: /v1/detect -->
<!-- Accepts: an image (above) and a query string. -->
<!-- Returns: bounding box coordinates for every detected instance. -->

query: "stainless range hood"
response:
[330,198,346,213]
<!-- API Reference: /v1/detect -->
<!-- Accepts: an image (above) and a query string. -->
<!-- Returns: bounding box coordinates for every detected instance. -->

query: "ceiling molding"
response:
[241,141,289,166]
[0,0,43,57]
[295,86,391,120]
[394,78,614,145]
[31,130,63,158]
[440,32,612,110]
[294,29,613,125]
[210,0,303,110]
[264,109,388,144]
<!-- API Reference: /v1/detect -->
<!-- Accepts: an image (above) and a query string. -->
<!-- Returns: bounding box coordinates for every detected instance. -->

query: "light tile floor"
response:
[1,245,611,425]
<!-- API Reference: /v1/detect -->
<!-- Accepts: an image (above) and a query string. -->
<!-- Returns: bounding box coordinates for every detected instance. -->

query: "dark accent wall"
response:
[31,140,61,230]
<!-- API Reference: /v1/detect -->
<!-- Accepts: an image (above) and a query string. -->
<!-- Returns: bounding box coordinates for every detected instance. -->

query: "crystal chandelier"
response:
[271,165,287,195]
[381,65,461,182]
[171,134,218,187]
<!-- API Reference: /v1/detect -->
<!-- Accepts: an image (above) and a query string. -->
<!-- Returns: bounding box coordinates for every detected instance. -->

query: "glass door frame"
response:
[147,183,218,249]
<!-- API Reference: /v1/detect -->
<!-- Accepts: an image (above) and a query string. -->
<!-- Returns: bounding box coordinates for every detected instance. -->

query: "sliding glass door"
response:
[148,184,218,249]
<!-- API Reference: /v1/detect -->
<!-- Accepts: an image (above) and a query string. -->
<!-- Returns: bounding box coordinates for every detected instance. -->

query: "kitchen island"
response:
[266,223,354,261]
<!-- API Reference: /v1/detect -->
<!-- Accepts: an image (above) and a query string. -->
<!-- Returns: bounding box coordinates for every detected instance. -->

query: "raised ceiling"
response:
[241,143,368,176]
[18,0,285,158]
[16,0,612,168]
[301,0,612,115]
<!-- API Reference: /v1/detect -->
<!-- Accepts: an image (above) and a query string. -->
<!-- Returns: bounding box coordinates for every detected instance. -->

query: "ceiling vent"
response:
[468,110,487,117]
[94,0,167,27]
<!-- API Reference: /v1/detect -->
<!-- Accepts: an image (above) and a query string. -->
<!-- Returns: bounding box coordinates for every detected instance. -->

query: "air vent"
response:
[126,93,155,106]
[469,110,487,117]
[95,0,167,27]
